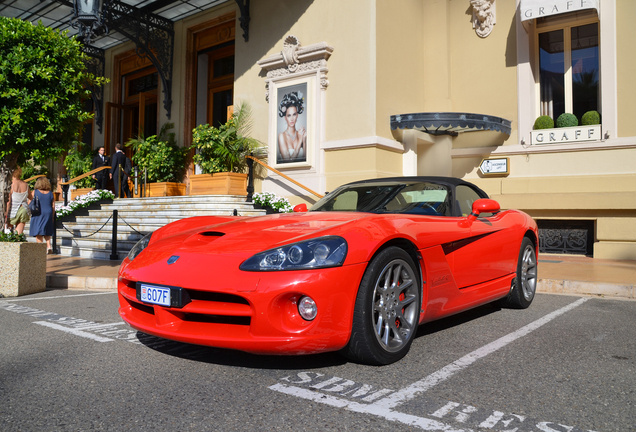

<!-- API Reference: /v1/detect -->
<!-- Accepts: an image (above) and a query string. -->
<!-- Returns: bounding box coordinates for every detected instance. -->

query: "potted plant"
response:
[126,123,189,197]
[63,142,97,200]
[190,102,266,195]
[0,231,46,297]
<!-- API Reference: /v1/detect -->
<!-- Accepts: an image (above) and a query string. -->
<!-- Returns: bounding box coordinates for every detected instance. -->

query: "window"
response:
[537,12,599,121]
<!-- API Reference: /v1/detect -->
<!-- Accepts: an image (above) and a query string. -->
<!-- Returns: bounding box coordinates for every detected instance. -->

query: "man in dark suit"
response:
[91,146,109,190]
[110,143,128,198]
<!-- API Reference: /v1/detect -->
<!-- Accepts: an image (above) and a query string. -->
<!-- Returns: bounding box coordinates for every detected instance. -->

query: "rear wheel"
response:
[344,247,421,365]
[500,237,537,309]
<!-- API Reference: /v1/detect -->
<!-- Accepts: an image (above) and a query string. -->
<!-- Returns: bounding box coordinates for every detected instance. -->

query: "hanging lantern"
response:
[71,0,108,44]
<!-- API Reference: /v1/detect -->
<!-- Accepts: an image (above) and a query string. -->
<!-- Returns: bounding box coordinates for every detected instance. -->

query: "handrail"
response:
[59,165,111,186]
[245,155,324,199]
[23,174,46,182]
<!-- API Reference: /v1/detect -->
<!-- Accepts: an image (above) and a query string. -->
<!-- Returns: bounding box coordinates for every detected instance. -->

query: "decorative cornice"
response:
[321,136,405,153]
[258,35,334,101]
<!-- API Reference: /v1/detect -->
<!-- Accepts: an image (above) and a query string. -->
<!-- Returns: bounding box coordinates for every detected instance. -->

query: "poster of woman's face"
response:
[277,83,308,164]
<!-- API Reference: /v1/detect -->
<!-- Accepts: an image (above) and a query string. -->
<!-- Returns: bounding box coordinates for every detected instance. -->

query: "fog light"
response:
[298,296,317,321]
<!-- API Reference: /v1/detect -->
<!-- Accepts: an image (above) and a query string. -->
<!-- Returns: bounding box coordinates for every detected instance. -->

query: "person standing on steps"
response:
[110,143,128,199]
[91,146,109,190]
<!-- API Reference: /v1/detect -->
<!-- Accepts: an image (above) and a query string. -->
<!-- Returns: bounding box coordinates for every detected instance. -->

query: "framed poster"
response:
[271,77,314,168]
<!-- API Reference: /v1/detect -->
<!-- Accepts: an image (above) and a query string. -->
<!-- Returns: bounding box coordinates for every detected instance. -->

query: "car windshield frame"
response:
[310,181,453,216]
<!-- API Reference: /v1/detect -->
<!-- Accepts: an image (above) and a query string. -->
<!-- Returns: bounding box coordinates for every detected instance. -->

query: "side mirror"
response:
[293,203,308,213]
[467,199,500,221]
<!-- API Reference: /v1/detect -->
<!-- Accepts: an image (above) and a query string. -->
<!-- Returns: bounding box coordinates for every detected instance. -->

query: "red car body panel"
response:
[118,206,537,355]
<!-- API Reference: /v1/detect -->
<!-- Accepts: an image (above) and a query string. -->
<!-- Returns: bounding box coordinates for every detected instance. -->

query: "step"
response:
[35,195,268,260]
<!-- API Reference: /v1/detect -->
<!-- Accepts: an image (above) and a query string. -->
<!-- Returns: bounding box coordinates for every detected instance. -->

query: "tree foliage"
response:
[0,17,105,218]
[0,17,102,165]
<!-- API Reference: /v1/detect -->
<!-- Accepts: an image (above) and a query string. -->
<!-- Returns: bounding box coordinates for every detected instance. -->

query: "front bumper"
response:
[118,261,367,355]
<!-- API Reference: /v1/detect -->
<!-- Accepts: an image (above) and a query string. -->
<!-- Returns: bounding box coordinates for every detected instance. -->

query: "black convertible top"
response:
[343,176,489,198]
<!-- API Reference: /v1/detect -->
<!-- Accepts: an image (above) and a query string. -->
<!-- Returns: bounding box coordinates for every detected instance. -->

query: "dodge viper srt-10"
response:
[118,177,538,365]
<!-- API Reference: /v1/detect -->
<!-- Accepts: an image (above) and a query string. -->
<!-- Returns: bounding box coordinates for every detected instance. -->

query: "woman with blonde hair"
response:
[4,166,32,235]
[29,177,55,253]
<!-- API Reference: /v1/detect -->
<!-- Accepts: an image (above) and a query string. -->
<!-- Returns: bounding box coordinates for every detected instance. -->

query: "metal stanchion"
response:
[110,209,118,260]
[246,153,254,203]
[134,166,139,197]
[62,175,69,206]
[52,212,57,254]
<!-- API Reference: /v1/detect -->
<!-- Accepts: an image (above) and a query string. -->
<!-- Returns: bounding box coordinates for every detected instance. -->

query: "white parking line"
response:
[371,297,589,409]
[3,292,117,302]
[270,297,591,431]
[34,321,115,342]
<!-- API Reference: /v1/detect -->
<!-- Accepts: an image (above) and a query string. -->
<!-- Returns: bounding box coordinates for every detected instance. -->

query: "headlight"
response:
[240,236,347,271]
[127,233,152,261]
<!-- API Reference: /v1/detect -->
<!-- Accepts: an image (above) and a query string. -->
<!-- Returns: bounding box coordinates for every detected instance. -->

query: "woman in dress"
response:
[278,91,307,163]
[4,166,31,235]
[29,177,55,253]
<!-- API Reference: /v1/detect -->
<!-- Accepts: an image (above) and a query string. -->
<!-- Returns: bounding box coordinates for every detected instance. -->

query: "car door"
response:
[450,184,518,289]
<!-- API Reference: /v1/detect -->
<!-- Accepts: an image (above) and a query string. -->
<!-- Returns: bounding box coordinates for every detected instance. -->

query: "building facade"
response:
[5,0,635,260]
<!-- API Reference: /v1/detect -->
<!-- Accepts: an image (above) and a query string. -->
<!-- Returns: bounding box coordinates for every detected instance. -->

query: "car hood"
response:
[126,212,362,266]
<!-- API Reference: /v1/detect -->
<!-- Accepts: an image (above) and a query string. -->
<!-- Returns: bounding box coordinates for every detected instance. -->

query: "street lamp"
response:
[70,0,109,44]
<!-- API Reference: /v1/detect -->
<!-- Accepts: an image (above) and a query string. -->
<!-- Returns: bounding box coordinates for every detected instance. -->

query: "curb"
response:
[48,275,635,300]
[47,275,117,291]
[537,278,634,300]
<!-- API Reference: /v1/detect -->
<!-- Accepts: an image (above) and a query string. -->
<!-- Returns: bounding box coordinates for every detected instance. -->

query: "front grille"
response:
[187,289,250,305]
[182,313,250,325]
[130,300,155,315]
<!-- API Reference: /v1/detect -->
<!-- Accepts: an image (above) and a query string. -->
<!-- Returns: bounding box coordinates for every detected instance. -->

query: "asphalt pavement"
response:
[0,291,633,431]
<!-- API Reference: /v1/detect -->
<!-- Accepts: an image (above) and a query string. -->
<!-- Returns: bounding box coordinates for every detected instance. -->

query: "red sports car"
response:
[118,177,538,365]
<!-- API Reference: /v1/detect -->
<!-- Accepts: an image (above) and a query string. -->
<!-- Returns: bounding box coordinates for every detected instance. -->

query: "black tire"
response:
[500,237,537,309]
[343,247,421,365]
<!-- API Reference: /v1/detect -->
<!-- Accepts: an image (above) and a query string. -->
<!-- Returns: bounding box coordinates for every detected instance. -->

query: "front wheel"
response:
[343,247,421,365]
[500,237,537,309]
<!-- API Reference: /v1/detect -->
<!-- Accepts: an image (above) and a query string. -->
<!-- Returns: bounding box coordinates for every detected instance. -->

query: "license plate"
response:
[139,284,171,307]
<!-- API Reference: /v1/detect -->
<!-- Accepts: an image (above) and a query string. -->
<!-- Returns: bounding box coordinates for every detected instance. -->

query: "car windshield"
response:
[310,181,452,216]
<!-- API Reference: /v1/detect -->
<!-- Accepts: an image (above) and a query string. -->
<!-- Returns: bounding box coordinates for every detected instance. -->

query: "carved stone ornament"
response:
[257,35,334,102]
[470,0,496,38]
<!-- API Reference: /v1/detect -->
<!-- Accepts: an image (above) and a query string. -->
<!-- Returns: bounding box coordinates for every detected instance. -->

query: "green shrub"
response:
[20,158,50,189]
[556,113,578,128]
[126,123,188,183]
[191,102,265,174]
[0,231,26,242]
[581,110,600,125]
[533,115,554,130]
[63,143,97,188]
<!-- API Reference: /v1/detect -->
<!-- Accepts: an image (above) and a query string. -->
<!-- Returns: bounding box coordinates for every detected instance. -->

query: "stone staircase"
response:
[25,195,265,260]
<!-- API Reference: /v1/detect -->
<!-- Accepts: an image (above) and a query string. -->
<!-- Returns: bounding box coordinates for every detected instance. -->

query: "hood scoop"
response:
[200,231,225,237]
[181,231,226,249]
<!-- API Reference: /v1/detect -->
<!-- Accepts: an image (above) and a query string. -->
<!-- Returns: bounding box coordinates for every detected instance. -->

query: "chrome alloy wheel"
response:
[520,244,537,301]
[372,258,419,353]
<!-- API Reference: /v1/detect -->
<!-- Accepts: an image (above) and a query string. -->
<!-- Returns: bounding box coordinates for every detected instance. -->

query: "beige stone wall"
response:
[421,0,519,144]
[375,0,425,140]
[616,0,636,138]
[324,147,402,191]
[235,0,377,145]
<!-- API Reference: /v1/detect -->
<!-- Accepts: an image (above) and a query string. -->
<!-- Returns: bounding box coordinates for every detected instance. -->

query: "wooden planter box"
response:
[0,242,47,297]
[70,187,95,200]
[189,173,247,196]
[142,182,186,197]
